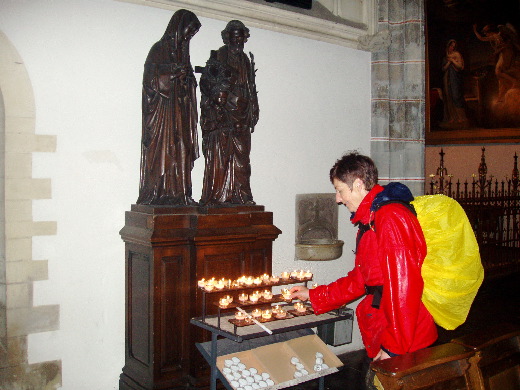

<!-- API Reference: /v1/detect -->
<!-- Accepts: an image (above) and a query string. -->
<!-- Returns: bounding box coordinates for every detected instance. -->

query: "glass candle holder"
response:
[235,311,246,321]
[245,277,254,286]
[281,272,290,280]
[281,288,292,301]
[249,293,260,303]
[197,278,206,288]
[294,302,306,313]
[262,290,273,300]
[251,309,262,318]
[270,275,280,283]
[219,297,229,307]
[204,284,215,292]
[253,277,262,285]
[262,309,272,320]
[225,295,233,303]
[275,309,287,319]
[215,280,225,289]
[238,293,248,303]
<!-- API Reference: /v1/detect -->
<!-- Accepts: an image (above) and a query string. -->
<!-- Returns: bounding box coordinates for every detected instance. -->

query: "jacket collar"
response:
[350,184,384,225]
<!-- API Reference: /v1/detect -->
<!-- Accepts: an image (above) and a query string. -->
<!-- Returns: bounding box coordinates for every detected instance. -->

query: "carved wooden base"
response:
[119,204,281,390]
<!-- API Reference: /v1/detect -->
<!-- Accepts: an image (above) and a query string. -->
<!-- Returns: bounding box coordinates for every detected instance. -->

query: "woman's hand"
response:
[289,285,310,301]
[373,349,391,362]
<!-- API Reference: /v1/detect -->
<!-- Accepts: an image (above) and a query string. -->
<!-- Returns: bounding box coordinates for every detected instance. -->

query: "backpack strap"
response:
[354,200,417,309]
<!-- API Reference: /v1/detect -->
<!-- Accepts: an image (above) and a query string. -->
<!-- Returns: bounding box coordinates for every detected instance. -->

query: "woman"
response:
[441,39,469,128]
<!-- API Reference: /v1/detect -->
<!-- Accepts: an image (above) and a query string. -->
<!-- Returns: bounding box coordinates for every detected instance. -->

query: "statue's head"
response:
[221,20,250,54]
[164,9,201,44]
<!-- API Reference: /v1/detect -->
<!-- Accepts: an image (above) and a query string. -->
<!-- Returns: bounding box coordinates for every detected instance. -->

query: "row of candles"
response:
[218,288,299,307]
[234,302,308,322]
[198,270,313,292]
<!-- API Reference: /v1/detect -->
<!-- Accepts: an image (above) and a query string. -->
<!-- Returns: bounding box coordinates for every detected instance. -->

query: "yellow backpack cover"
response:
[411,194,484,330]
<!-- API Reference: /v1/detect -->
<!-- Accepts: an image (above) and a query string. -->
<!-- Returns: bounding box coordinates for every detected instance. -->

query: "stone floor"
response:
[284,271,520,390]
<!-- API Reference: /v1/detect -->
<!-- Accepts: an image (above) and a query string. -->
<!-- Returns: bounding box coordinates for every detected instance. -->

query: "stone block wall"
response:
[0,31,61,390]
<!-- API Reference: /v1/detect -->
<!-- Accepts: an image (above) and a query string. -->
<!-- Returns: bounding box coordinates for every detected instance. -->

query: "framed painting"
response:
[425,0,520,145]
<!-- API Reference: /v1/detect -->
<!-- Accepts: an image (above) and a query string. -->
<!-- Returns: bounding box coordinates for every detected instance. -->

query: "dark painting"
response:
[426,0,520,144]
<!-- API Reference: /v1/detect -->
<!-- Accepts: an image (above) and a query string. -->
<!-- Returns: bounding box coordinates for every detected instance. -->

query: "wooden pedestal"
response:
[118,204,281,390]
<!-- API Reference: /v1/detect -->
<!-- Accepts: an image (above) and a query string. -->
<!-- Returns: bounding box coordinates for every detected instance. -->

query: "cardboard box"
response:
[217,334,343,389]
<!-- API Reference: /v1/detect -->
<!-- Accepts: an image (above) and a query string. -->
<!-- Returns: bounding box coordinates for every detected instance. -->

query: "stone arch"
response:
[0,30,61,389]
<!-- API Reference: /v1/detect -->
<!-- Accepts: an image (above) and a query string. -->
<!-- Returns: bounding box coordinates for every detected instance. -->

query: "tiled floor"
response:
[283,271,520,390]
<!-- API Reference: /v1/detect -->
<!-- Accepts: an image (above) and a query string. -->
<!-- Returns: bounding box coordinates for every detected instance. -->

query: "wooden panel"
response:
[128,251,151,366]
[158,248,189,374]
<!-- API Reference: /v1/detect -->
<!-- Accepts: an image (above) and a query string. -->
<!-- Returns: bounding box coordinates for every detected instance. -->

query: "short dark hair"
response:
[329,151,378,190]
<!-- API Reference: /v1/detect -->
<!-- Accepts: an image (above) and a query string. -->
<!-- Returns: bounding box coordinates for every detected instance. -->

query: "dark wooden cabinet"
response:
[119,205,281,390]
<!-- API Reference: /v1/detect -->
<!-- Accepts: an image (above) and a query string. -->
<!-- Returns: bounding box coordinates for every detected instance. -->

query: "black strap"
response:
[365,285,383,309]
[354,222,371,254]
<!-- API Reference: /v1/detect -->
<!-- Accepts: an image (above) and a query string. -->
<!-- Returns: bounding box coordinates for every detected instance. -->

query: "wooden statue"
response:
[137,10,201,206]
[198,20,259,206]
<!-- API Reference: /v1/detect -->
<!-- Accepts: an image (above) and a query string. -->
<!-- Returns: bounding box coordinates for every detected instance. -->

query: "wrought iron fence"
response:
[427,148,519,278]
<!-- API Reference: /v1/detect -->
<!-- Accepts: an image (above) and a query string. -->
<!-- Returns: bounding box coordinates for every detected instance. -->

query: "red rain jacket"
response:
[309,184,437,358]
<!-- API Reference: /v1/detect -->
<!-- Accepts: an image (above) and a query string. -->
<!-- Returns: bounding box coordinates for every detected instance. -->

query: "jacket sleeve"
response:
[309,265,366,315]
[376,204,427,355]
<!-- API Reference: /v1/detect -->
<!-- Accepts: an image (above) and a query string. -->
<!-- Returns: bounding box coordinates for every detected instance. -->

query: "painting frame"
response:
[425,0,520,145]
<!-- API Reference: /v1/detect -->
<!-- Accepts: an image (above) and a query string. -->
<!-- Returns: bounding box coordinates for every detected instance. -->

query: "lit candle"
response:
[245,277,254,286]
[204,284,215,292]
[253,277,262,285]
[261,273,270,281]
[281,271,290,280]
[311,283,318,289]
[262,290,273,300]
[215,280,225,289]
[305,270,313,278]
[237,276,246,285]
[282,288,292,301]
[249,292,260,303]
[219,297,229,307]
[238,293,248,303]
[207,277,215,286]
[251,309,262,318]
[270,275,280,283]
[294,302,306,313]
[235,311,246,321]
[290,270,299,278]
[297,270,306,280]
[272,305,281,313]
[262,309,272,320]
[275,309,287,319]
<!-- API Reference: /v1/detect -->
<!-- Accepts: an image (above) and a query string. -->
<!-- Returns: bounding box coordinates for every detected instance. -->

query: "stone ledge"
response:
[118,0,376,49]
[6,221,57,239]
[6,260,48,284]
[6,305,60,337]
[5,178,52,200]
[5,133,57,153]
[0,360,62,389]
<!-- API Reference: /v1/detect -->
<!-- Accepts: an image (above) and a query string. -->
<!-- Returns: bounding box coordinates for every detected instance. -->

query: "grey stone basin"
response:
[295,238,344,261]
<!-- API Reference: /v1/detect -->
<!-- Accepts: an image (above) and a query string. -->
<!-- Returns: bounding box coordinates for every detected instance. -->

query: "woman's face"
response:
[448,41,456,52]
